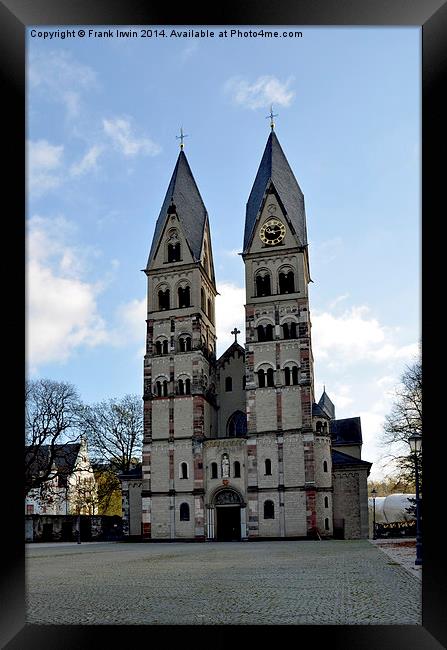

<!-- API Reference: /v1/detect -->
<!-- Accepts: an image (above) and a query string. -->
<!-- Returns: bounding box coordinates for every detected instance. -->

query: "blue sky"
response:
[26,26,420,480]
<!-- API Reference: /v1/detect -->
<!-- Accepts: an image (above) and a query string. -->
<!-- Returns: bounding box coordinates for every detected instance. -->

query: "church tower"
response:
[242,125,333,538]
[141,144,218,540]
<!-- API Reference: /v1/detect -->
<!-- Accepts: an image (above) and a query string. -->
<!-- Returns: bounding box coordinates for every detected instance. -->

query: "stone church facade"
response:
[120,128,372,541]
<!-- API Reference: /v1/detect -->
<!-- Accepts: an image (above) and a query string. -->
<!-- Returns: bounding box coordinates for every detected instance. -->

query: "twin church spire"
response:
[148,121,307,267]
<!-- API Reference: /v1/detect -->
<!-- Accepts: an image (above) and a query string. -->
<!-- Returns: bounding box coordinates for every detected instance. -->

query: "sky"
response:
[26,26,420,481]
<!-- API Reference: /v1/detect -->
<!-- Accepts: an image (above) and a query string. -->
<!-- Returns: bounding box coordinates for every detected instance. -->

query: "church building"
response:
[120,123,372,541]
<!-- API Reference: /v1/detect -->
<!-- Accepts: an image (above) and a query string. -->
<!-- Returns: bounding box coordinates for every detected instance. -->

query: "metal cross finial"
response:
[176,126,189,150]
[266,105,278,130]
[231,327,241,343]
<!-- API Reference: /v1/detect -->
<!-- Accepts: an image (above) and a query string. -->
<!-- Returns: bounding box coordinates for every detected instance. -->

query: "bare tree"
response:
[381,353,422,489]
[25,379,83,496]
[79,394,143,474]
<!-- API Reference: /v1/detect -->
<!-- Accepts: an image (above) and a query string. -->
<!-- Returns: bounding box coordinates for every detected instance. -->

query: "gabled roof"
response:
[147,150,208,267]
[243,130,307,252]
[318,389,335,420]
[25,443,82,487]
[332,449,372,472]
[217,341,245,369]
[331,417,363,446]
[118,464,143,480]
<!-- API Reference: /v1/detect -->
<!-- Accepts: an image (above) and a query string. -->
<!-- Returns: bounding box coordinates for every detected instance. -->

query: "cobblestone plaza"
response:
[26,540,421,625]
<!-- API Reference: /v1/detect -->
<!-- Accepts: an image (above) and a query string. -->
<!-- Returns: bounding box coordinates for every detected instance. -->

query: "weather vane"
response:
[266,105,278,130]
[176,126,189,150]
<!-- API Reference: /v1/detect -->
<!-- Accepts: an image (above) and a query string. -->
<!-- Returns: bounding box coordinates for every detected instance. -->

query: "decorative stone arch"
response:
[153,374,169,397]
[175,279,191,309]
[156,282,171,311]
[227,410,247,437]
[255,317,275,343]
[254,268,272,297]
[165,228,181,263]
[278,264,295,294]
[206,486,247,541]
[154,335,169,355]
[209,485,245,508]
[177,332,192,352]
[177,373,192,395]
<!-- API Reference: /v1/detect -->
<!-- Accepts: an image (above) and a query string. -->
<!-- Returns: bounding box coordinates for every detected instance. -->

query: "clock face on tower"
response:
[259,218,286,245]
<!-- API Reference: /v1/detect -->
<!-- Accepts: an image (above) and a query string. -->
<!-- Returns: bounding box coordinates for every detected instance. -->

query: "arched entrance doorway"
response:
[213,489,243,541]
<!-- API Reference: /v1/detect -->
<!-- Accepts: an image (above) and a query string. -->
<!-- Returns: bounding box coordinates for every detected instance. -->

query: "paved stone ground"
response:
[26,540,421,625]
[370,537,422,582]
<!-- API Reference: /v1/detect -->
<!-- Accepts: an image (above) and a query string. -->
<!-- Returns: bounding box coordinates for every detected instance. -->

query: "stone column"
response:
[240,506,247,540]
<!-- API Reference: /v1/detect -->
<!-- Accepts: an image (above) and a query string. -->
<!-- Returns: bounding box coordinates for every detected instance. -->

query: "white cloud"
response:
[27,139,64,196]
[103,117,161,157]
[312,305,418,366]
[224,75,295,109]
[29,50,96,118]
[216,282,246,354]
[114,298,146,347]
[26,215,108,369]
[70,145,103,177]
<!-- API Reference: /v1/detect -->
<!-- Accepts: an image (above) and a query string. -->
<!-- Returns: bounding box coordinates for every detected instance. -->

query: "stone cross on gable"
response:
[231,327,241,343]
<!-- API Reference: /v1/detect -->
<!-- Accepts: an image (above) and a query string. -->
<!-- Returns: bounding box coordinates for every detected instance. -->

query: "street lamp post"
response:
[371,488,377,540]
[409,433,422,566]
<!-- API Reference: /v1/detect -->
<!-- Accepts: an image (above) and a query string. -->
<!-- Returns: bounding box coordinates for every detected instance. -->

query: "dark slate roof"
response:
[118,464,143,480]
[318,390,335,420]
[217,342,245,368]
[331,417,363,446]
[332,449,372,471]
[25,443,81,487]
[312,402,330,419]
[147,150,208,267]
[243,131,307,252]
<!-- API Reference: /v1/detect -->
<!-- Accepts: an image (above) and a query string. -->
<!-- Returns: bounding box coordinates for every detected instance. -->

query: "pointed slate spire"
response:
[318,389,335,420]
[243,131,307,252]
[147,150,208,268]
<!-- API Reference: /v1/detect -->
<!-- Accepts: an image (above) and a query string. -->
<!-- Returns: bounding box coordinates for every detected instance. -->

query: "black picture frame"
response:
[2,0,445,648]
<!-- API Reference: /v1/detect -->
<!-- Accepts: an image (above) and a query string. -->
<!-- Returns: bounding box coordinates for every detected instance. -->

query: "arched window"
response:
[292,366,299,385]
[158,289,170,310]
[178,379,184,395]
[185,378,191,395]
[155,381,162,397]
[168,242,181,262]
[264,500,275,519]
[207,298,212,322]
[265,324,274,341]
[258,369,266,388]
[225,377,232,392]
[323,460,328,473]
[180,462,188,479]
[178,335,191,353]
[178,286,191,308]
[265,459,272,476]
[163,340,168,355]
[279,270,295,294]
[325,518,329,531]
[155,341,162,355]
[233,461,241,478]
[324,496,329,508]
[284,367,291,386]
[211,462,218,479]
[163,380,168,397]
[255,272,272,297]
[282,321,297,339]
[180,503,190,521]
[316,421,322,433]
[179,337,185,352]
[227,411,247,437]
[266,368,275,387]
[257,325,265,342]
[201,288,206,312]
